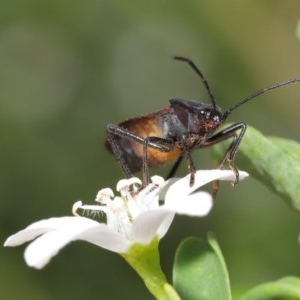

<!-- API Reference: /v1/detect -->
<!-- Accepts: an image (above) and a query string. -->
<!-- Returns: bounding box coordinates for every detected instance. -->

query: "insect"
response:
[106,56,299,189]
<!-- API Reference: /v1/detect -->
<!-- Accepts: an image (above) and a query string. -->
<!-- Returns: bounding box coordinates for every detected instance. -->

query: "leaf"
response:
[173,233,231,300]
[269,136,300,162]
[240,276,300,300]
[212,125,300,212]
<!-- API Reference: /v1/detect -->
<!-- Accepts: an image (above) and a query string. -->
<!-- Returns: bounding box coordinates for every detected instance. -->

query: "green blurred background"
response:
[1,1,300,299]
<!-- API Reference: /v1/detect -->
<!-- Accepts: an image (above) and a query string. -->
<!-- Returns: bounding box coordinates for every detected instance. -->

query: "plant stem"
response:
[121,237,181,300]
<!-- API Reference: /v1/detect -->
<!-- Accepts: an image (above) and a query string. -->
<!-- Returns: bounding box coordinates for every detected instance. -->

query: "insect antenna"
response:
[174,56,217,109]
[222,78,300,121]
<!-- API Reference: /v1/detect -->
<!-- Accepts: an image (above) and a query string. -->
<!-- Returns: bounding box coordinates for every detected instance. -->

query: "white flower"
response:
[4,170,248,269]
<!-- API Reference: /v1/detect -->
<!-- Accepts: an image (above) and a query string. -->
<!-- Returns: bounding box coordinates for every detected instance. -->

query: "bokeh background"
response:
[1,1,300,299]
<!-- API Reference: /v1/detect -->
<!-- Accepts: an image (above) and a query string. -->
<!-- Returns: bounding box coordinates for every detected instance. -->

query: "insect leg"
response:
[204,122,247,184]
[167,134,201,185]
[107,124,175,186]
[142,136,176,186]
[181,133,197,186]
[106,124,145,179]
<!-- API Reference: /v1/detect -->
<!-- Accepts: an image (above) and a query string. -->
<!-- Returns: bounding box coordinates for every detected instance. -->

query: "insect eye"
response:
[213,115,220,122]
[200,110,213,120]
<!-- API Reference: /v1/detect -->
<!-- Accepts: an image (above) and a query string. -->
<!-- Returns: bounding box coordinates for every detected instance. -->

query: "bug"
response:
[105,56,300,189]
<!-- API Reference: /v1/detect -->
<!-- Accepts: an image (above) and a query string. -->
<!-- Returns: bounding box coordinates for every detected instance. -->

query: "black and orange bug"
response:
[105,56,300,188]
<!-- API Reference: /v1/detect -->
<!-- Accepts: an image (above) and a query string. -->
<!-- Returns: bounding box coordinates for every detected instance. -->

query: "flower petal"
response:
[4,217,99,247]
[165,191,213,216]
[5,217,130,269]
[25,224,129,269]
[24,228,79,269]
[165,169,248,204]
[131,209,175,244]
[76,222,129,253]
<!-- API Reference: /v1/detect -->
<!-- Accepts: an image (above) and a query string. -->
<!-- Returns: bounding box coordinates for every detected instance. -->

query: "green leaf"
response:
[269,136,300,162]
[240,276,300,300]
[173,233,231,300]
[212,125,300,212]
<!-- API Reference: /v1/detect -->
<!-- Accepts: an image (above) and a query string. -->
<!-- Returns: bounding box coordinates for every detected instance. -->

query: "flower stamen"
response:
[72,201,83,216]
[95,188,114,204]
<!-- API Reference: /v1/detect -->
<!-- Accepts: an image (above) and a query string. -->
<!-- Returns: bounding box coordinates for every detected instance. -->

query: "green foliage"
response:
[173,235,300,300]
[240,277,300,300]
[173,234,231,300]
[213,125,300,212]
